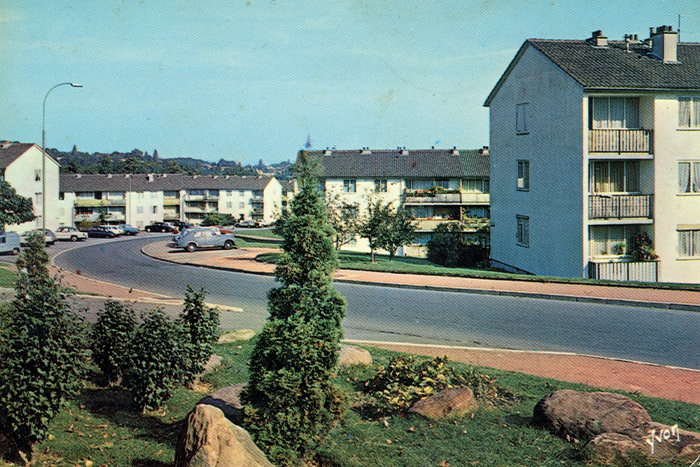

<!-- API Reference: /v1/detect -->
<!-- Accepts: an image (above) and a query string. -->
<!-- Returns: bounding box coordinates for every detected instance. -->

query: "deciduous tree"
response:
[0,181,35,230]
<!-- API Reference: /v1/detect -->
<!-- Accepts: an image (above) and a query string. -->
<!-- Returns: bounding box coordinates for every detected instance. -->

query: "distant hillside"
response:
[48,146,294,179]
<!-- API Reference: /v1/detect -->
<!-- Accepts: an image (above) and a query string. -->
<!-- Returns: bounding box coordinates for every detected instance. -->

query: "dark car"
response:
[144,222,174,233]
[86,227,116,238]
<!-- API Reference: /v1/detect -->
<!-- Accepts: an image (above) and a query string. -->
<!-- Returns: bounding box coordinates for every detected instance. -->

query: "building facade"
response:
[484,26,700,283]
[0,141,62,232]
[58,173,284,229]
[310,148,490,256]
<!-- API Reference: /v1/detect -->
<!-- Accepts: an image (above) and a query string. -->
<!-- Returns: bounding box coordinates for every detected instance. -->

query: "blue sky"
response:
[1,1,698,165]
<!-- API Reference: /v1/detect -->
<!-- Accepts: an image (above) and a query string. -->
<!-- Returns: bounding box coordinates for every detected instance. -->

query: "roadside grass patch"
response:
[13,341,698,467]
[0,263,16,288]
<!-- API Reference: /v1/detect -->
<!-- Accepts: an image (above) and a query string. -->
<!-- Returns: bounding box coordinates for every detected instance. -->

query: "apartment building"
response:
[58,173,284,229]
[0,141,62,232]
[484,26,700,283]
[310,147,490,256]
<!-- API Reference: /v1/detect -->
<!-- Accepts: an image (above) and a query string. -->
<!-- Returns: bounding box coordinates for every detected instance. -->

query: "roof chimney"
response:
[650,25,678,63]
[451,146,459,155]
[479,146,490,156]
[589,30,608,47]
[361,148,371,155]
[0,141,12,149]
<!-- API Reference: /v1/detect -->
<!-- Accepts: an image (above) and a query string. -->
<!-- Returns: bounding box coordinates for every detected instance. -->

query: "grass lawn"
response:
[254,249,700,292]
[14,337,699,467]
[0,263,17,288]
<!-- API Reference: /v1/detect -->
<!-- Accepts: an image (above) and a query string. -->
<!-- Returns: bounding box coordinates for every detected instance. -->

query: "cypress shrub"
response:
[91,300,137,385]
[179,286,220,386]
[244,152,347,465]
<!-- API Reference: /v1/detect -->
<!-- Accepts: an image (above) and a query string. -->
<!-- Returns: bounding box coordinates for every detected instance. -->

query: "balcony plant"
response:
[612,242,626,256]
[628,233,658,261]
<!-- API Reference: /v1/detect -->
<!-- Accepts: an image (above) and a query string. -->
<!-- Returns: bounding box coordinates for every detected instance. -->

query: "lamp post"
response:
[42,82,82,231]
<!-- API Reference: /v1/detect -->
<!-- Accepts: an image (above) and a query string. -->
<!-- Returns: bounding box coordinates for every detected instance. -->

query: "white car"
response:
[101,225,124,236]
[176,229,237,252]
[54,226,88,242]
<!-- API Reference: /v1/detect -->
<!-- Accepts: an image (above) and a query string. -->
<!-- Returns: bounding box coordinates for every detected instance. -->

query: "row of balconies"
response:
[403,192,490,205]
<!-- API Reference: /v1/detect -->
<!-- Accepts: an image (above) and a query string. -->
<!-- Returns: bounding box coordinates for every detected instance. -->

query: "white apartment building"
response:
[310,148,490,256]
[58,173,284,229]
[0,141,62,232]
[484,26,700,283]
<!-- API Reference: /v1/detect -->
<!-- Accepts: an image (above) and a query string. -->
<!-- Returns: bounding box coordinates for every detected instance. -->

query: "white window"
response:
[516,216,529,247]
[136,206,144,214]
[35,192,43,206]
[226,201,232,208]
[413,233,432,246]
[679,228,700,257]
[108,191,125,199]
[462,179,490,193]
[590,225,640,256]
[152,206,158,214]
[150,192,157,198]
[35,169,42,181]
[374,179,387,192]
[679,162,700,193]
[590,161,640,193]
[591,97,640,129]
[137,193,144,199]
[516,103,529,134]
[239,202,245,209]
[679,97,700,128]
[343,180,356,193]
[163,191,179,198]
[517,161,529,191]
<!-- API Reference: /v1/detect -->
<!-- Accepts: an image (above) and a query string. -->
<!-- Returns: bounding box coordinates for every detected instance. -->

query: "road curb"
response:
[139,244,700,312]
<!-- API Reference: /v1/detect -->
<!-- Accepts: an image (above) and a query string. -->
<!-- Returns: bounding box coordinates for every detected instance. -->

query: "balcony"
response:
[403,192,462,204]
[588,260,658,282]
[588,129,653,155]
[588,194,653,220]
[185,194,219,201]
[163,212,180,221]
[163,198,180,206]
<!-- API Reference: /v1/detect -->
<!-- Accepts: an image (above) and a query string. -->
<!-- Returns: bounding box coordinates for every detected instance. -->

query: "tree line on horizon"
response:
[48,146,293,179]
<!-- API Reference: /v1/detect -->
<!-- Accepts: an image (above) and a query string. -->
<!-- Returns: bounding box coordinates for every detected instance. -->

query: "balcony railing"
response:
[588,129,653,154]
[404,192,462,204]
[588,260,658,282]
[588,194,653,219]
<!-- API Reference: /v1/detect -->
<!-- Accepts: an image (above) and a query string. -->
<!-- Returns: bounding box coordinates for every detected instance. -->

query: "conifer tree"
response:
[244,151,346,465]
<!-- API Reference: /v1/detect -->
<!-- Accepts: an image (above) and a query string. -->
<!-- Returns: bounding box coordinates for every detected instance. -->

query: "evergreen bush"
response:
[91,300,137,384]
[178,286,220,385]
[244,151,347,465]
[126,309,186,412]
[427,223,489,268]
[0,233,87,458]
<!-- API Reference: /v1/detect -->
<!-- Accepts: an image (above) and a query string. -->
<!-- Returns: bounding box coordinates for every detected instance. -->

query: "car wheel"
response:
[12,248,19,255]
[146,227,151,232]
[70,235,78,242]
[186,243,197,252]
[223,240,235,250]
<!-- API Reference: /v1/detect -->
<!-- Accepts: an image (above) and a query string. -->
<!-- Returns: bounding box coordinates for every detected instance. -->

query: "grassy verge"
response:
[235,229,281,240]
[0,263,17,288]
[254,250,700,292]
[16,338,700,467]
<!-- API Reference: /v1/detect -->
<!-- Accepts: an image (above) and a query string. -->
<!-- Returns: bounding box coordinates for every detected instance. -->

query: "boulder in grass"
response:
[175,404,273,467]
[338,345,373,367]
[198,383,248,425]
[408,387,477,420]
[533,390,651,441]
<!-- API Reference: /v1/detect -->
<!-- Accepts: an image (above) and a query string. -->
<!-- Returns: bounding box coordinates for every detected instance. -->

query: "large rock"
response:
[175,404,273,467]
[338,345,373,367]
[198,383,248,425]
[533,390,651,441]
[408,387,477,420]
[587,422,700,464]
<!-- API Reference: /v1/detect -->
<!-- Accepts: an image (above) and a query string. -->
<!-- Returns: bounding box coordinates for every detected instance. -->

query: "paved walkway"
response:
[7,241,695,405]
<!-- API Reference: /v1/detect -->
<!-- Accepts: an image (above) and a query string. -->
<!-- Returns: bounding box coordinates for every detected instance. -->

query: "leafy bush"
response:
[0,233,87,458]
[91,300,137,384]
[628,232,658,261]
[201,212,236,226]
[179,286,220,385]
[363,356,506,415]
[126,309,186,412]
[427,223,489,268]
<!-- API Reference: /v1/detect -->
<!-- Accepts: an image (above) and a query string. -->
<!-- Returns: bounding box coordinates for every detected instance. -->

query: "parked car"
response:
[101,225,124,236]
[172,226,218,243]
[170,221,194,234]
[117,224,139,236]
[0,232,21,255]
[236,220,258,228]
[54,226,88,242]
[176,229,236,252]
[20,229,56,246]
[86,226,116,238]
[144,222,174,233]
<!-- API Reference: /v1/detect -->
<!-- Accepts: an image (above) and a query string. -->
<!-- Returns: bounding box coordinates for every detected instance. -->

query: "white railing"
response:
[589,129,653,154]
[588,260,658,282]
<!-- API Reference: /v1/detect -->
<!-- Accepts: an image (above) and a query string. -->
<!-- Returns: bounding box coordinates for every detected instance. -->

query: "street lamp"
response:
[42,82,82,231]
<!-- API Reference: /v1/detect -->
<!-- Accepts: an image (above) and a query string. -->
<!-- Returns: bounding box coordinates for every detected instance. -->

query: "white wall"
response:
[489,45,586,277]
[4,145,61,232]
[653,93,700,283]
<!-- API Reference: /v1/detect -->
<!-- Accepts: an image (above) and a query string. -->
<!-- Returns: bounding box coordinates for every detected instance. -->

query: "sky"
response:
[1,1,698,165]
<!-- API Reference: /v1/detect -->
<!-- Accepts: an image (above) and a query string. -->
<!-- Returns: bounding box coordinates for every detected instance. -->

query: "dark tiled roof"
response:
[59,173,276,193]
[0,142,42,169]
[485,38,700,105]
[305,149,489,179]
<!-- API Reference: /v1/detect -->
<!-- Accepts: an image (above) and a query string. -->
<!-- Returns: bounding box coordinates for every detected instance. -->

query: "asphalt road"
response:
[50,235,700,370]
